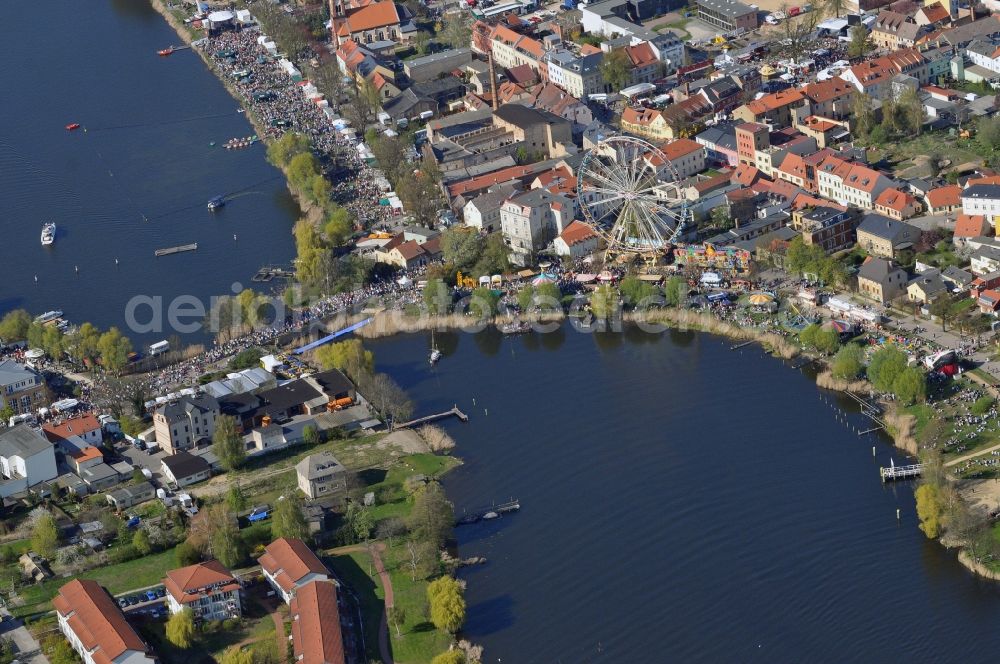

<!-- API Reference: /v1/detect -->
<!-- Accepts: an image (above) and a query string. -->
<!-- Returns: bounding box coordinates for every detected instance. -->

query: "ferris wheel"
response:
[577,135,690,260]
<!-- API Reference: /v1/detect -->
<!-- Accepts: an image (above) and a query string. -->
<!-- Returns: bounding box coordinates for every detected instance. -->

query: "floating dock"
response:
[154,243,198,257]
[456,499,521,526]
[252,265,296,282]
[880,464,923,482]
[396,406,469,429]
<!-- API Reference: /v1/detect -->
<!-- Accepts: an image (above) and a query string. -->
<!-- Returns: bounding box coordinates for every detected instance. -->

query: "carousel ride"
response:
[576,135,691,265]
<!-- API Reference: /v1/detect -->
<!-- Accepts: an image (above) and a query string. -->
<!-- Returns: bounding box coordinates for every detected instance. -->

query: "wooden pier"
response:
[455,499,520,526]
[880,463,923,482]
[154,243,198,257]
[396,405,468,429]
[731,340,754,350]
[252,265,295,282]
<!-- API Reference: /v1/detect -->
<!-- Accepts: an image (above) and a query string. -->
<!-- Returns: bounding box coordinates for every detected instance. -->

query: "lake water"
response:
[0,0,297,345]
[369,327,1000,662]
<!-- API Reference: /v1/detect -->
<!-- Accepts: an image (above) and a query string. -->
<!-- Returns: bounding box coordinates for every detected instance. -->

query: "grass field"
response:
[11,546,179,617]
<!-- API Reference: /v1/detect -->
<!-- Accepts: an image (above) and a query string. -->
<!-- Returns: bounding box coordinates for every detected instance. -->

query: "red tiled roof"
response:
[660,138,702,162]
[343,0,400,33]
[926,184,961,208]
[259,538,328,594]
[54,580,150,664]
[801,77,854,104]
[919,2,950,24]
[733,164,762,186]
[875,187,916,212]
[394,240,427,261]
[622,106,664,127]
[559,221,598,246]
[164,560,239,605]
[624,41,657,69]
[955,214,989,238]
[290,581,345,664]
[72,446,104,463]
[745,89,805,115]
[42,413,101,442]
[446,165,538,197]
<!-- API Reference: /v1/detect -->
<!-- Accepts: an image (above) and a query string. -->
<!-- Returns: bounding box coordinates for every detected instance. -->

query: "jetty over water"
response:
[154,243,197,257]
[455,499,520,526]
[396,406,468,429]
[880,464,923,482]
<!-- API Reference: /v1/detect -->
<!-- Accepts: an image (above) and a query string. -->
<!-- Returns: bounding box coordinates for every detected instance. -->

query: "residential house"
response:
[553,221,600,258]
[21,552,52,582]
[971,244,1000,275]
[165,560,242,621]
[463,185,519,232]
[161,452,211,488]
[624,42,661,85]
[403,48,472,83]
[77,460,119,493]
[871,10,929,50]
[153,394,219,455]
[106,482,155,510]
[816,156,893,209]
[0,425,57,499]
[621,107,672,141]
[791,205,861,253]
[259,538,331,604]
[490,25,544,72]
[925,184,963,214]
[971,270,1000,297]
[42,413,103,456]
[55,579,156,664]
[858,257,908,303]
[915,2,951,28]
[500,189,573,264]
[526,83,594,128]
[774,152,816,192]
[907,270,949,303]
[856,215,922,258]
[874,188,920,220]
[732,89,805,127]
[961,183,1000,231]
[658,138,706,179]
[941,265,975,291]
[289,580,346,664]
[978,288,1000,314]
[0,359,47,416]
[800,77,857,119]
[65,446,104,476]
[296,451,348,500]
[953,213,991,247]
[543,48,607,99]
[841,49,927,99]
[381,88,436,121]
[373,233,442,268]
[696,123,739,167]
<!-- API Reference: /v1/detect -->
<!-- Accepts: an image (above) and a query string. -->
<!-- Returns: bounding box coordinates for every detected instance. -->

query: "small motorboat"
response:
[65,123,80,131]
[40,222,56,246]
[482,511,499,520]
[158,47,174,57]
[207,196,225,211]
[429,330,442,364]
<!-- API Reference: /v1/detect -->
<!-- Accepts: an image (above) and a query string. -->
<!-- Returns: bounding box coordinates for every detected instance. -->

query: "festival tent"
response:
[700,272,722,286]
[397,276,413,288]
[575,274,597,283]
[748,293,774,305]
[532,273,558,285]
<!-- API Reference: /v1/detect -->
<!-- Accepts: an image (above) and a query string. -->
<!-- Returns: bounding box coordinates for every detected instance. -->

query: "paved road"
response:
[0,609,49,664]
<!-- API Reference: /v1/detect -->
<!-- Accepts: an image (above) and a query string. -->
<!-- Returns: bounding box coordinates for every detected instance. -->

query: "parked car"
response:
[145,590,157,602]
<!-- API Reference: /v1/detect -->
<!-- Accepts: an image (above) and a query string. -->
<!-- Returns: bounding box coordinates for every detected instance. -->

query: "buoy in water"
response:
[210,142,216,147]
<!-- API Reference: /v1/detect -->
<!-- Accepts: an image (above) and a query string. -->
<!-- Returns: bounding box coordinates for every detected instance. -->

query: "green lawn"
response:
[11,546,179,617]
[381,542,453,663]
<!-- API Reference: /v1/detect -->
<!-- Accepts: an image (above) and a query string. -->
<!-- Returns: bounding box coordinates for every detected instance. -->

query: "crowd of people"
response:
[206,27,396,227]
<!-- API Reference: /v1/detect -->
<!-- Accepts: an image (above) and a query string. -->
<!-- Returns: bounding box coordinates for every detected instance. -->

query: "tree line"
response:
[0,309,134,374]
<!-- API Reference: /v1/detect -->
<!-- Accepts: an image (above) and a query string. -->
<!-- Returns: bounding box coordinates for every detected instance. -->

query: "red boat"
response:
[158,47,174,57]
[65,123,80,131]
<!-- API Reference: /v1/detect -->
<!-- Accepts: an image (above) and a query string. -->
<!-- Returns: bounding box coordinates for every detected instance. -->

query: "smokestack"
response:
[489,52,500,111]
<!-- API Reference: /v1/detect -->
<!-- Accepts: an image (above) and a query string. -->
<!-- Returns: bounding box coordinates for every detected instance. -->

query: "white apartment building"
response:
[54,579,156,664]
[0,425,57,498]
[164,560,242,621]
[962,183,1000,224]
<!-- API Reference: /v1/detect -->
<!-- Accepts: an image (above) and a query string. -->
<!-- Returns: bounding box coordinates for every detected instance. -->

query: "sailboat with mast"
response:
[429,330,442,365]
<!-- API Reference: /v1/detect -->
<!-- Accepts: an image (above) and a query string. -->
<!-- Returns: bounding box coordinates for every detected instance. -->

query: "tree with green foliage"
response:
[441,11,472,49]
[267,132,311,168]
[133,529,153,556]
[915,483,944,538]
[469,287,500,317]
[589,285,619,320]
[431,651,465,664]
[897,86,924,136]
[294,218,328,289]
[272,494,309,541]
[303,425,321,447]
[831,344,865,380]
[344,503,374,542]
[397,160,445,227]
[175,541,202,567]
[314,338,374,378]
[847,25,873,60]
[866,344,907,393]
[220,647,253,664]
[0,309,31,342]
[618,276,658,309]
[851,91,876,140]
[309,174,331,206]
[710,205,734,231]
[344,79,381,132]
[287,152,321,190]
[929,296,955,332]
[441,228,484,268]
[664,276,687,307]
[600,49,632,92]
[813,326,841,355]
[31,512,59,558]
[427,576,466,633]
[42,636,79,664]
[212,415,245,471]
[799,323,820,349]
[227,483,249,513]
[208,507,247,569]
[324,206,354,246]
[166,609,196,649]
[97,327,132,374]
[408,482,454,548]
[474,232,511,276]
[251,637,282,664]
[892,365,926,404]
[413,30,431,54]
[423,278,452,314]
